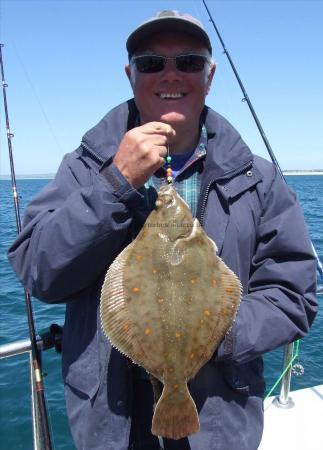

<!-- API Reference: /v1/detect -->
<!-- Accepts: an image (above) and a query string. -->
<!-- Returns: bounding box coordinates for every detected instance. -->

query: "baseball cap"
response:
[126,10,212,56]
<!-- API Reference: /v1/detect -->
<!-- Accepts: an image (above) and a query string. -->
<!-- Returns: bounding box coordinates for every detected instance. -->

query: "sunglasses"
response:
[131,53,211,74]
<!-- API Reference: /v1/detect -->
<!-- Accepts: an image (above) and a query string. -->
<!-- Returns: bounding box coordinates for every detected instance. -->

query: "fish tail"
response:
[151,382,199,440]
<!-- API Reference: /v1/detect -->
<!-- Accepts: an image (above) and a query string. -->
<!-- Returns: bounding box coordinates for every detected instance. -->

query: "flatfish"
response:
[100,184,241,439]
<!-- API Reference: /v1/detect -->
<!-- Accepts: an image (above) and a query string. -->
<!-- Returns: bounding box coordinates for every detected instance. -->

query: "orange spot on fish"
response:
[152,268,158,274]
[157,297,164,304]
[189,352,195,359]
[175,332,181,339]
[186,298,193,305]
[132,287,140,293]
[203,309,211,317]
[173,384,179,390]
[212,278,217,287]
[190,278,197,284]
[123,324,130,332]
[135,255,143,261]
[144,328,152,336]
[226,287,233,293]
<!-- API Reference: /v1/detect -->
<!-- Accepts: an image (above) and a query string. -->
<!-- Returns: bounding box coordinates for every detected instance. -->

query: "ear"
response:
[125,64,134,89]
[205,63,216,95]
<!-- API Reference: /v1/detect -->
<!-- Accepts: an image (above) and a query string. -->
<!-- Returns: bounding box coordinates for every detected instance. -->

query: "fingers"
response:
[142,122,175,158]
[156,144,168,159]
[113,121,176,189]
[141,121,176,138]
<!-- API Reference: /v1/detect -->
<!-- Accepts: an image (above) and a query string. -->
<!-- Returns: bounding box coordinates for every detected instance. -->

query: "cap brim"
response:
[126,18,212,55]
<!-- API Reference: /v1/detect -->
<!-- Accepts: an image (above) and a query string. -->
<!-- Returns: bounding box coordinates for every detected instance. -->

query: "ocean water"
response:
[0,176,322,450]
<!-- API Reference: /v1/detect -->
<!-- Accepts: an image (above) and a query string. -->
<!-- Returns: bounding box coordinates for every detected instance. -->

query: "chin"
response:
[158,112,187,125]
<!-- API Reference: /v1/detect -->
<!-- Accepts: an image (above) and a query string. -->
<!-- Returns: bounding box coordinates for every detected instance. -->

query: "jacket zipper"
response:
[198,161,253,226]
[81,141,105,165]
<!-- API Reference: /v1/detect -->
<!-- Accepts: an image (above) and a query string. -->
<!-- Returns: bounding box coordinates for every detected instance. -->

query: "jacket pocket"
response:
[221,358,265,397]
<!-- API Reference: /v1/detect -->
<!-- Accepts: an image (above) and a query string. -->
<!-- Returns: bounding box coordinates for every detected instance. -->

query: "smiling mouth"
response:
[156,93,186,100]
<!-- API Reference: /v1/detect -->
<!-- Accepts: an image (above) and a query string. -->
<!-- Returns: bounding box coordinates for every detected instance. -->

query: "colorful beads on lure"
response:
[165,154,173,184]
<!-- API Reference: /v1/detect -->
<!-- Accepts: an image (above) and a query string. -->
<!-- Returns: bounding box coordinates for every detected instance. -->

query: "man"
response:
[8,10,317,450]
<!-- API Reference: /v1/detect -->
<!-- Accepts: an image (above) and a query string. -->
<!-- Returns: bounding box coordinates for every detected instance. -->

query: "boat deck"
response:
[259,384,323,449]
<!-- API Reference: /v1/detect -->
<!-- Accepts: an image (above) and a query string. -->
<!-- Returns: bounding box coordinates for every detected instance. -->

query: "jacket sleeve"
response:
[217,168,318,364]
[8,151,143,303]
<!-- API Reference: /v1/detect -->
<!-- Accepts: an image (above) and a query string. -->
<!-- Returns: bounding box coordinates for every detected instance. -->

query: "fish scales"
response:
[100,184,241,440]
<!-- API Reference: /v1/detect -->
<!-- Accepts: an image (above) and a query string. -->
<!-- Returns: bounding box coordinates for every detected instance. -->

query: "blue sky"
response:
[0,0,322,174]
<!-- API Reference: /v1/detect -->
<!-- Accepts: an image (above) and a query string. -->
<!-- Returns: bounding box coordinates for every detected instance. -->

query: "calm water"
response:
[1,176,322,450]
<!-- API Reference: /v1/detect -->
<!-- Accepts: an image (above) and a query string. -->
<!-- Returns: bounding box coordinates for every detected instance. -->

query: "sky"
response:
[0,0,322,175]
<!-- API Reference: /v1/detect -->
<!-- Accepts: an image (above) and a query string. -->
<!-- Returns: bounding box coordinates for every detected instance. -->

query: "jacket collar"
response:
[81,99,138,162]
[202,107,253,182]
[81,99,253,178]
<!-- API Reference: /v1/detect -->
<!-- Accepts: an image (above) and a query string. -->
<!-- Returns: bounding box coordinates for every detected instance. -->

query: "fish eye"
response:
[162,194,174,206]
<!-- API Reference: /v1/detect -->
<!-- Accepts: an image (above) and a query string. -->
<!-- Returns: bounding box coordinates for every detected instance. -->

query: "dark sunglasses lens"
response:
[135,56,164,73]
[176,55,206,72]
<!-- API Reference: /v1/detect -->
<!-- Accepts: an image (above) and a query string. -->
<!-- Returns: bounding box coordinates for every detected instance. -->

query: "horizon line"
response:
[1,169,323,180]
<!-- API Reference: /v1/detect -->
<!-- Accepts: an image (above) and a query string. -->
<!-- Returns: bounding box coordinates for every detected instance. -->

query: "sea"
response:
[1,176,322,450]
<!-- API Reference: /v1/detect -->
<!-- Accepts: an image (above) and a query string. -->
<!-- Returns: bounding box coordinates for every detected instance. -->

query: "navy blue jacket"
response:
[8,100,317,450]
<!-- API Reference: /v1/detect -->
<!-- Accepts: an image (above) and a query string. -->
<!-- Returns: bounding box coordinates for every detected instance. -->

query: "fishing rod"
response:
[202,0,323,279]
[0,43,53,450]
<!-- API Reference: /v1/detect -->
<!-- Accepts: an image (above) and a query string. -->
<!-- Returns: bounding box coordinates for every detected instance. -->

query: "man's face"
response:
[125,32,215,129]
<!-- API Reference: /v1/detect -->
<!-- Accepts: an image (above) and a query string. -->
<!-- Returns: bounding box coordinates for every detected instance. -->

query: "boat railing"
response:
[276,342,295,408]
[0,325,62,450]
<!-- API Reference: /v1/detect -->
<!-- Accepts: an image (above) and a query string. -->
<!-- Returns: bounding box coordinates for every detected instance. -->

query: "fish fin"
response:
[151,383,199,440]
[100,245,142,362]
[192,218,219,253]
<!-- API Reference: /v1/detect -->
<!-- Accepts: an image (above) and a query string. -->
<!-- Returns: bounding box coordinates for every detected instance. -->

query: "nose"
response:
[160,58,182,81]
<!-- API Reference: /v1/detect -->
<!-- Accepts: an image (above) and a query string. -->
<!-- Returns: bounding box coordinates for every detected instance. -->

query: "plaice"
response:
[100,184,242,440]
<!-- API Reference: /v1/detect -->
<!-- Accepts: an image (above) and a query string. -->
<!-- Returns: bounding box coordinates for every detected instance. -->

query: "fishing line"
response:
[0,43,53,450]
[10,40,64,157]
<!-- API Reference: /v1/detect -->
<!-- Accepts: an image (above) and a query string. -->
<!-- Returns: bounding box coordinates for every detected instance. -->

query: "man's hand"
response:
[113,122,176,189]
